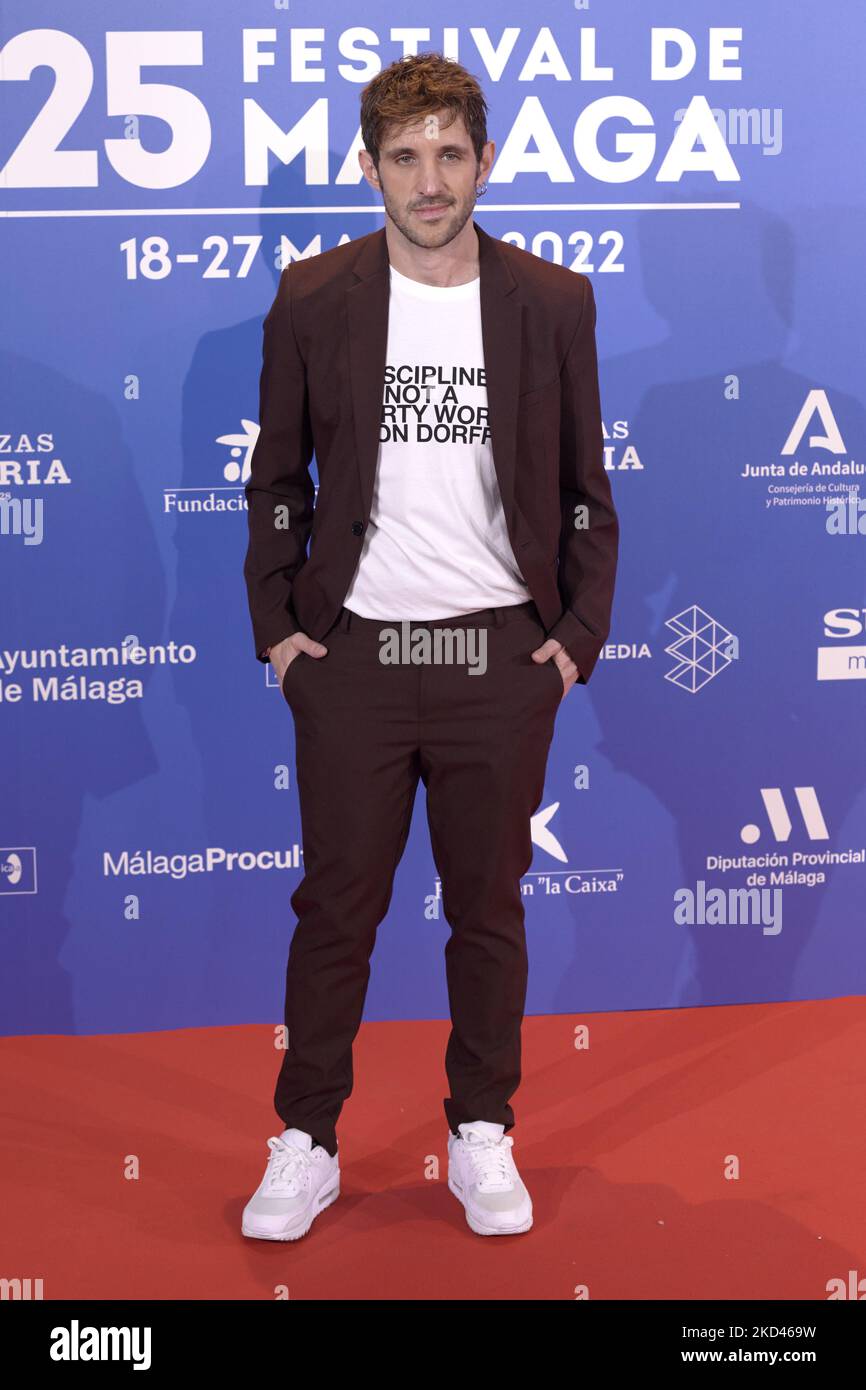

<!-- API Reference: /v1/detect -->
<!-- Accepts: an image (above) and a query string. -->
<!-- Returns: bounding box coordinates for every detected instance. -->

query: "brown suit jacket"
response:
[243,219,618,684]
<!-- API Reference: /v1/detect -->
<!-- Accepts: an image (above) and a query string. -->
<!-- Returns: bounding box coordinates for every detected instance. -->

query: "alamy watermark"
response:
[0,495,43,545]
[674,880,782,935]
[377,622,487,675]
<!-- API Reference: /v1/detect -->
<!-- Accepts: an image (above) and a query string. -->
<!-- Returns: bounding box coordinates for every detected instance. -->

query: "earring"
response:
[475,181,488,196]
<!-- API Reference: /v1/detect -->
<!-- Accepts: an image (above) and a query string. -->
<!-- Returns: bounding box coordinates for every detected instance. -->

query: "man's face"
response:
[365,109,493,249]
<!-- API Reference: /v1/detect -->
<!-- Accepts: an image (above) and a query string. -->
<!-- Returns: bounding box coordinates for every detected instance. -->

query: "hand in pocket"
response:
[530,638,579,697]
[270,632,329,690]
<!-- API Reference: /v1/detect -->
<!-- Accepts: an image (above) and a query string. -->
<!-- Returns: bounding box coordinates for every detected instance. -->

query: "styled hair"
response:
[360,52,489,168]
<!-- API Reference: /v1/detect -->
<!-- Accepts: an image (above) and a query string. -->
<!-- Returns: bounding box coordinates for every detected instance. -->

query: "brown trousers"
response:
[274,599,562,1156]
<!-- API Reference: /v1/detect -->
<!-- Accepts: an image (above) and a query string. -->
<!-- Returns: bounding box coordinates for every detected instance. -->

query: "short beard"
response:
[379,178,478,250]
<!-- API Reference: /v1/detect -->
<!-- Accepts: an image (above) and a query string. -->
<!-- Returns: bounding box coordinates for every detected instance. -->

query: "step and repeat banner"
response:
[2,2,864,1036]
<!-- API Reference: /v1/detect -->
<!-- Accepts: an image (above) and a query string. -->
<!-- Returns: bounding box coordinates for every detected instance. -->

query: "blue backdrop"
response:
[2,1,864,1036]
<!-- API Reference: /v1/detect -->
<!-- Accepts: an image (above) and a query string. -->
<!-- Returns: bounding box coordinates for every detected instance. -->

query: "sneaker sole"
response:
[242,1176,340,1242]
[447,1173,533,1236]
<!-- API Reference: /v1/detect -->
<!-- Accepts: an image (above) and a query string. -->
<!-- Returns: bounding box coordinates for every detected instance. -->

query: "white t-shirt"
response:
[342,262,532,619]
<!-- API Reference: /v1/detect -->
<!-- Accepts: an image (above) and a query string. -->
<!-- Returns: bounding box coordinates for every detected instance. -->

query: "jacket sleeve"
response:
[243,265,315,662]
[544,275,619,684]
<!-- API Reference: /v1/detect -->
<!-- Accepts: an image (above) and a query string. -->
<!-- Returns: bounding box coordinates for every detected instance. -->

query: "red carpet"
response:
[2,998,864,1300]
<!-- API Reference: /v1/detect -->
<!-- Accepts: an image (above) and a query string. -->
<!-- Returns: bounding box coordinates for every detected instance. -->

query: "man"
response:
[241,52,618,1241]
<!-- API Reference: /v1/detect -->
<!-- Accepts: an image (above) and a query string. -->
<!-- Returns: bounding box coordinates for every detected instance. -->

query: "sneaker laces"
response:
[462,1133,516,1192]
[264,1135,313,1194]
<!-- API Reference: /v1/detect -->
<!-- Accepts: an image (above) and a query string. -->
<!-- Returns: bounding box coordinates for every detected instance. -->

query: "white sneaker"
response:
[447,1120,533,1235]
[241,1129,340,1241]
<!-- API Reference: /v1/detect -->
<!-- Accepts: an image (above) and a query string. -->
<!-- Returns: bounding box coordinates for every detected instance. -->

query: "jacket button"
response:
[351,521,365,536]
